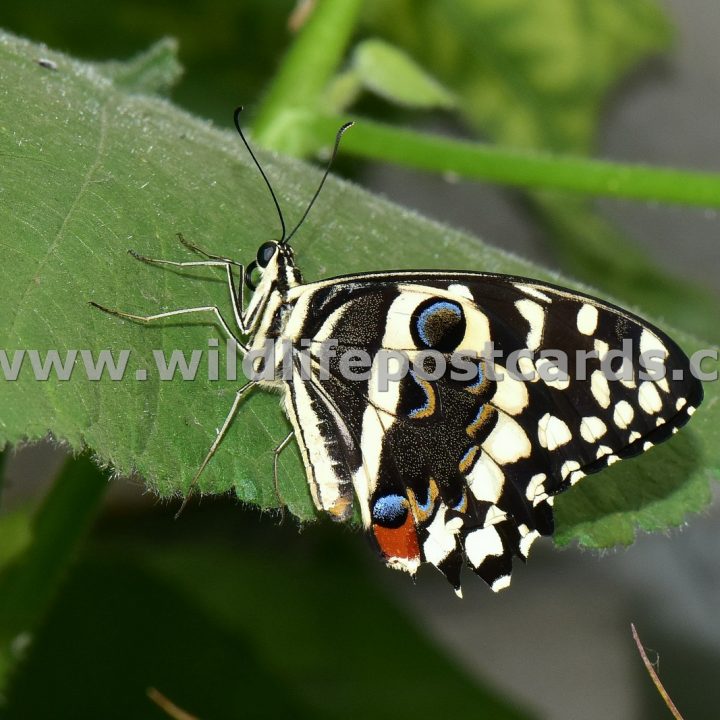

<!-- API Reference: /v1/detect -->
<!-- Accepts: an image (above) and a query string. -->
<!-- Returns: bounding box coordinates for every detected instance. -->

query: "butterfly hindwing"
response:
[285,271,702,593]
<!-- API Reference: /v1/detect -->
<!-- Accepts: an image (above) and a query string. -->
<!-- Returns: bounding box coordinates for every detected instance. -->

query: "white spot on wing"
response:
[613,400,635,429]
[594,340,609,362]
[515,299,545,351]
[482,411,532,464]
[536,357,570,390]
[577,304,598,335]
[423,506,460,567]
[526,473,548,504]
[467,452,505,503]
[519,529,540,558]
[485,505,507,525]
[491,369,529,414]
[638,381,663,414]
[591,370,611,408]
[537,413,572,451]
[580,416,607,443]
[560,460,581,480]
[491,575,512,592]
[569,469,585,485]
[465,526,504,568]
[448,283,473,300]
[640,329,668,359]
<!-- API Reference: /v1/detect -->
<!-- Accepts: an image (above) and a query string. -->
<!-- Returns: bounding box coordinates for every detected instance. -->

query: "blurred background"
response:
[0,1,718,718]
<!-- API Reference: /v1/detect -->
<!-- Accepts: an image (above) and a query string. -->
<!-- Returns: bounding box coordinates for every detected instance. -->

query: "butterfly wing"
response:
[285,271,702,593]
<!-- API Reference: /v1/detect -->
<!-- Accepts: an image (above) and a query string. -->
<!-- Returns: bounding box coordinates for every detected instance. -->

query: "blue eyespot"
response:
[412,299,466,352]
[372,494,408,526]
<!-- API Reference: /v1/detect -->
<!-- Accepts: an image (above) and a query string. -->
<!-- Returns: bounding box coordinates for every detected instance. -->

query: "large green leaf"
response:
[0,32,716,547]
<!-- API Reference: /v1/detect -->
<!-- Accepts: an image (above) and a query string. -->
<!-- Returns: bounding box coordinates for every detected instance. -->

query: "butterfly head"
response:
[244,239,301,294]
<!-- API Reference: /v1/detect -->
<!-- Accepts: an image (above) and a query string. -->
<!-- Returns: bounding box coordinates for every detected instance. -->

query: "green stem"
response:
[0,454,108,696]
[252,0,363,145]
[301,113,720,208]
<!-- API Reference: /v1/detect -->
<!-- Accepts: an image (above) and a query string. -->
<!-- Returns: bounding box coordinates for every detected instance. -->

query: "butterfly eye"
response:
[245,260,262,291]
[256,241,278,268]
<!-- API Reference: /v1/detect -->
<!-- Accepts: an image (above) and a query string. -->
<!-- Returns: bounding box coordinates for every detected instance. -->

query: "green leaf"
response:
[0,31,715,548]
[350,38,456,110]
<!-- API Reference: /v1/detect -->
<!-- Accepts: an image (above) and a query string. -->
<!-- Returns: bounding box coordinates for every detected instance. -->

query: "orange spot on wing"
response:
[373,512,421,561]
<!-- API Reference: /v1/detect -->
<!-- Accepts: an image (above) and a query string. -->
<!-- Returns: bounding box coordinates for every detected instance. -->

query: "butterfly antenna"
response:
[283,121,354,245]
[233,106,286,243]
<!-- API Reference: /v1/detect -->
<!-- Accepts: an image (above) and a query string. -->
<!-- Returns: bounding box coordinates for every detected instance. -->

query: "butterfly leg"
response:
[174,380,258,518]
[175,233,240,265]
[88,302,247,353]
[128,234,248,335]
[176,233,248,332]
[272,430,295,523]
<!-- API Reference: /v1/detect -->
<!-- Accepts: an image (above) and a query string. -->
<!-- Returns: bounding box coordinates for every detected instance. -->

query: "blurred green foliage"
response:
[2,503,531,720]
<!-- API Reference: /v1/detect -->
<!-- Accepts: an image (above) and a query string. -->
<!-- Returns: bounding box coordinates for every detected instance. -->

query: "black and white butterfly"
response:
[92,108,703,596]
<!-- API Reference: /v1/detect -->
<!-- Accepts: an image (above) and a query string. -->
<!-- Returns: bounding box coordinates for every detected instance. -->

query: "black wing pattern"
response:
[288,272,703,595]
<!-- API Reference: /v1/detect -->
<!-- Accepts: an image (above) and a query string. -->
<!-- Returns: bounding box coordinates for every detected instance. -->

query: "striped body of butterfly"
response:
[92,110,703,596]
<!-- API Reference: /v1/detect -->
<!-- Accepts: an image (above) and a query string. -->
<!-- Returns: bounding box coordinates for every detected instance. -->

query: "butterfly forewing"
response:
[285,271,702,593]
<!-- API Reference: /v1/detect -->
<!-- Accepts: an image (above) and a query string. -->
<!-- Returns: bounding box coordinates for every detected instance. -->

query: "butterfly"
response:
[92,107,703,597]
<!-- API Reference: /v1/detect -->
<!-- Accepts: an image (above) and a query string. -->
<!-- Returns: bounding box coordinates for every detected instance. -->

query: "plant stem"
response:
[631,623,684,720]
[252,0,363,145]
[300,113,720,208]
[0,454,108,696]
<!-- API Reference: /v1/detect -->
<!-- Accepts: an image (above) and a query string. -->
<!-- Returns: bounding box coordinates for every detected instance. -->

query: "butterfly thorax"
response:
[245,243,304,382]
